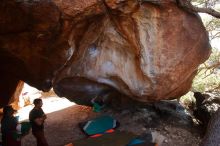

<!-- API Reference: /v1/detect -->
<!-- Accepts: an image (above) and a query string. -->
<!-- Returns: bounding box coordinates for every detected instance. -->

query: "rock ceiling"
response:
[0,0,211,107]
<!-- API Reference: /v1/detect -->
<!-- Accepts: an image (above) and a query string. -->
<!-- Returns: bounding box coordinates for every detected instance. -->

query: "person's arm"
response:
[34,117,44,125]
[42,114,47,120]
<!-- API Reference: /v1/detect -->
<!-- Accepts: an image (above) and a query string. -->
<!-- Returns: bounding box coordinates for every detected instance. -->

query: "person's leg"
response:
[39,131,48,146]
[6,134,21,146]
[33,131,48,146]
[2,133,6,146]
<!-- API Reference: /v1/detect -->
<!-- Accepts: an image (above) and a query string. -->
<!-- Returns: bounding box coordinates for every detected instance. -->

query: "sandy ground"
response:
[20,97,98,146]
[19,97,202,146]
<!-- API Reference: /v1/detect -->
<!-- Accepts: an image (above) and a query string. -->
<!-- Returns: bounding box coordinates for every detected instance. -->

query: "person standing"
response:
[1,105,21,146]
[29,98,48,146]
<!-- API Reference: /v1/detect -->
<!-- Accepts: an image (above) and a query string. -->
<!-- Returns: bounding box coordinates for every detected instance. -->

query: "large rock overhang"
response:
[0,0,211,107]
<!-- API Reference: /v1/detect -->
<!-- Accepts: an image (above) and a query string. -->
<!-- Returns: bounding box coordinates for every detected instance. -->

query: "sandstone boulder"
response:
[0,0,211,106]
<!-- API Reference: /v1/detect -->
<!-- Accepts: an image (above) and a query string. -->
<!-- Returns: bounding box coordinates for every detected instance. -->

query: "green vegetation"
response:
[190,0,220,93]
[192,48,220,93]
[180,0,220,105]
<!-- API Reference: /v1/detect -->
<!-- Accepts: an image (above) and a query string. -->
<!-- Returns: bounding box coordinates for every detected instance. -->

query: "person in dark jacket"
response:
[29,98,48,146]
[1,105,21,146]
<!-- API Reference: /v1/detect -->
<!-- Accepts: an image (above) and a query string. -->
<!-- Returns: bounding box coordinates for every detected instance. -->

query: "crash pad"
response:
[127,138,158,146]
[81,115,117,136]
[21,122,31,135]
[92,102,104,112]
[127,138,145,145]
[73,131,137,146]
[13,122,31,140]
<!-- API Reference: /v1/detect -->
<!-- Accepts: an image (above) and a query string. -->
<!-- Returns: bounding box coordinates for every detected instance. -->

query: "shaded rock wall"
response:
[0,0,211,106]
[200,109,220,146]
[0,0,71,90]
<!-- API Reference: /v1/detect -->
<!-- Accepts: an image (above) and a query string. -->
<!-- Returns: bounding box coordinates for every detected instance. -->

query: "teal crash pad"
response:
[82,115,117,135]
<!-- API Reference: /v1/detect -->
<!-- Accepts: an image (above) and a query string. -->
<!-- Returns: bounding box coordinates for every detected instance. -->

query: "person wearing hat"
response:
[1,105,21,146]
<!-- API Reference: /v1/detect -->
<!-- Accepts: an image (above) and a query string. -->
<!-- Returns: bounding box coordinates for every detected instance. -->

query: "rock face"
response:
[200,109,220,146]
[0,0,211,106]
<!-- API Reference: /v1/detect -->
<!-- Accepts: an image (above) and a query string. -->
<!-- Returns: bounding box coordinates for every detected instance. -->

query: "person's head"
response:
[33,98,43,108]
[3,105,16,117]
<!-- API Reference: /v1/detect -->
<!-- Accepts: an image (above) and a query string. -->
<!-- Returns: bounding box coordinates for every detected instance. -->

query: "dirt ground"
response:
[19,97,202,146]
[22,104,97,146]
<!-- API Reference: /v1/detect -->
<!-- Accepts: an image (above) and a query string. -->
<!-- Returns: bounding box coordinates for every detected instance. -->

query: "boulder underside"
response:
[0,0,211,107]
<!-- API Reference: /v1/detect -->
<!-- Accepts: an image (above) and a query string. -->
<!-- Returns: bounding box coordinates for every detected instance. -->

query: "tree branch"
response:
[206,83,220,92]
[200,61,220,70]
[176,0,220,19]
[210,31,220,40]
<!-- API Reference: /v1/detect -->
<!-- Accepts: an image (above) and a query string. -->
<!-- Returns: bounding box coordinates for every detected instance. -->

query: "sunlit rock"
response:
[53,1,211,103]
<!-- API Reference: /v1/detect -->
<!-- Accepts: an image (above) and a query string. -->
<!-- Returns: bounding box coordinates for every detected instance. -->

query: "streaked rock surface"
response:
[0,0,211,106]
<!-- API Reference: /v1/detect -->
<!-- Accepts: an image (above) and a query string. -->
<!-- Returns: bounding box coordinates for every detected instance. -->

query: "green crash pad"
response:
[13,122,31,140]
[73,131,137,146]
[82,115,117,135]
[20,122,31,134]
